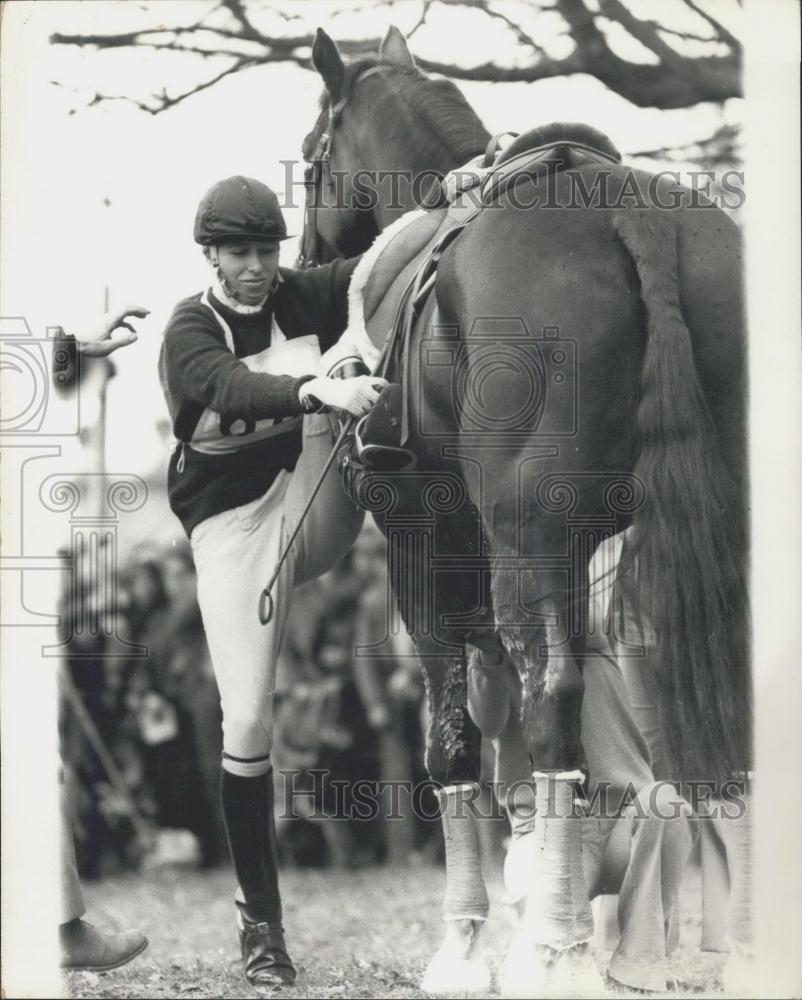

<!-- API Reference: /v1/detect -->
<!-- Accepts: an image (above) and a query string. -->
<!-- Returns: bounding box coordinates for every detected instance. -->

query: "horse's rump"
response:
[432,163,749,782]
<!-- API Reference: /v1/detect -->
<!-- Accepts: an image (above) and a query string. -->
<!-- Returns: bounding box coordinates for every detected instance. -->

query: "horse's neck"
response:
[349,70,489,232]
[370,133,485,231]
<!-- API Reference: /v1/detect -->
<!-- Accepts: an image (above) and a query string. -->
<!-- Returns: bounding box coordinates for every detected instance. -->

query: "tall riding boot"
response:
[220,766,296,987]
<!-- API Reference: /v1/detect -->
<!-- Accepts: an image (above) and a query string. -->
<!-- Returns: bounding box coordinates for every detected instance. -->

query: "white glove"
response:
[299,375,387,418]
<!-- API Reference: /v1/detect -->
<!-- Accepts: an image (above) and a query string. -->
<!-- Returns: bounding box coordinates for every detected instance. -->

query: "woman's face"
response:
[215,239,280,305]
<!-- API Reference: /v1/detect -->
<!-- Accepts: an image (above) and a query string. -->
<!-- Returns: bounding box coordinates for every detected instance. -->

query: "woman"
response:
[158,175,384,988]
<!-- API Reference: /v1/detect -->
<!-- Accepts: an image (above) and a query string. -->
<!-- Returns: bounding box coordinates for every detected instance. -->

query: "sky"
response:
[1,0,743,481]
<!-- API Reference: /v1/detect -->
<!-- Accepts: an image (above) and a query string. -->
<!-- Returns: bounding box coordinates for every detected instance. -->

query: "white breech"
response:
[191,413,364,770]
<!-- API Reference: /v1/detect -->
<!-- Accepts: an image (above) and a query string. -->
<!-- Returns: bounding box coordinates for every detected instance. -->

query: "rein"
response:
[297,65,418,269]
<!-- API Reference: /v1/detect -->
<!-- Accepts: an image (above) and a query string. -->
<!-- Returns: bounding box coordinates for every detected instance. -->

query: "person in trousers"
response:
[158,176,386,989]
[55,307,151,971]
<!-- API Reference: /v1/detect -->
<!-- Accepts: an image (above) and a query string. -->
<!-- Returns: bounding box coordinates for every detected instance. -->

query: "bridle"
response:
[297,65,417,269]
[296,120,339,269]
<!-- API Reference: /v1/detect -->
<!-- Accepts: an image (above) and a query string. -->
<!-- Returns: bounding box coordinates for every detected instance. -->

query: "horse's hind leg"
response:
[490,578,603,998]
[413,635,492,997]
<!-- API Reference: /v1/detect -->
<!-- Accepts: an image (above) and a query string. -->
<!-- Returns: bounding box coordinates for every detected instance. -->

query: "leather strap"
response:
[372,209,481,446]
[483,131,519,168]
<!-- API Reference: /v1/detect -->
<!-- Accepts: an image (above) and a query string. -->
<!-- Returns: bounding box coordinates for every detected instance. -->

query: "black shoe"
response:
[237,909,297,988]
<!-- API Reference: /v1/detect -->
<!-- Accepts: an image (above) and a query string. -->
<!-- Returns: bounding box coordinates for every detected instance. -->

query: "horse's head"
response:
[298,26,488,267]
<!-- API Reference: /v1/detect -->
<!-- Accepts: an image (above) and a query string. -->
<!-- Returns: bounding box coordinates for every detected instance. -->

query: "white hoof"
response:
[551,944,606,998]
[499,936,552,999]
[421,951,492,997]
[421,920,491,997]
[500,940,604,999]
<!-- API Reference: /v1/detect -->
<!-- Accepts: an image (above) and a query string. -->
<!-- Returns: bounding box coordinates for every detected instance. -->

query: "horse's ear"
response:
[312,28,345,102]
[379,26,415,68]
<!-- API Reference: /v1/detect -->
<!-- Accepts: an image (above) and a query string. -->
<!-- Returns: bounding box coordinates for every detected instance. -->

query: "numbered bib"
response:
[191,291,320,455]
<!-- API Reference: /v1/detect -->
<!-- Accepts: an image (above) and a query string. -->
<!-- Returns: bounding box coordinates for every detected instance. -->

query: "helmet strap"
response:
[211,273,272,315]
[205,244,278,313]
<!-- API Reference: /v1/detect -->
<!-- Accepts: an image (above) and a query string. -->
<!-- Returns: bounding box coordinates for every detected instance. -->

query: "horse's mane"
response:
[320,57,490,165]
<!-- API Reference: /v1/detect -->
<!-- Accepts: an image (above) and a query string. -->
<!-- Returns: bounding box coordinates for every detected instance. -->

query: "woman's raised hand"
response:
[76,305,150,357]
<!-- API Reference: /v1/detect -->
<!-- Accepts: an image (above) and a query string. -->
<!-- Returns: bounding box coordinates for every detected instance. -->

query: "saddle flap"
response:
[363,210,446,323]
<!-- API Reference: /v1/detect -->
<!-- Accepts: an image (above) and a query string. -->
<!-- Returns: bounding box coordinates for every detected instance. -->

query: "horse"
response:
[301,26,751,996]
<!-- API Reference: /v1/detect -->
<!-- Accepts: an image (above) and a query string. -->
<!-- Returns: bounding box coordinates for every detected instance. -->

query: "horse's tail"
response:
[612,207,750,784]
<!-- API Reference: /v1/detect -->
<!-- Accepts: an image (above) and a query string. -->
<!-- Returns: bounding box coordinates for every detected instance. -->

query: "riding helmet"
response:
[193,176,290,245]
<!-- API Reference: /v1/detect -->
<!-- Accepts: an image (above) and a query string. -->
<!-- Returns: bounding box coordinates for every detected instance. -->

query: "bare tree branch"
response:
[139,57,264,113]
[598,0,690,70]
[406,0,433,38]
[681,0,741,50]
[49,0,742,114]
[55,56,266,115]
[650,22,724,44]
[630,124,741,169]
[553,0,739,106]
[221,0,255,33]
[470,0,547,55]
[51,27,182,48]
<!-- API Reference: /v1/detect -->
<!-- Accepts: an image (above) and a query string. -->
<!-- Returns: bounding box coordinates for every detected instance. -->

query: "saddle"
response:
[489,121,620,167]
[348,122,621,452]
[440,121,622,205]
[480,121,621,202]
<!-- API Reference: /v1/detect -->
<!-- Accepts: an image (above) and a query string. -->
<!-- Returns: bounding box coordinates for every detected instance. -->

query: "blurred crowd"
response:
[58,522,442,881]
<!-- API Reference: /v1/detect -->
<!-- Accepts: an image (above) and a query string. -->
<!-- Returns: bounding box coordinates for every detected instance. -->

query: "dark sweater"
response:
[160,258,359,537]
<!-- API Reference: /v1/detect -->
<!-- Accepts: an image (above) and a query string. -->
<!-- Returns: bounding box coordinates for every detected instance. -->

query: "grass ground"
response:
[62,849,726,999]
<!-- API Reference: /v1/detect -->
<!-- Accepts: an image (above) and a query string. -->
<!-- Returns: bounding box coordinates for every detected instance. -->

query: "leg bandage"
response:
[513,772,594,951]
[438,785,490,922]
